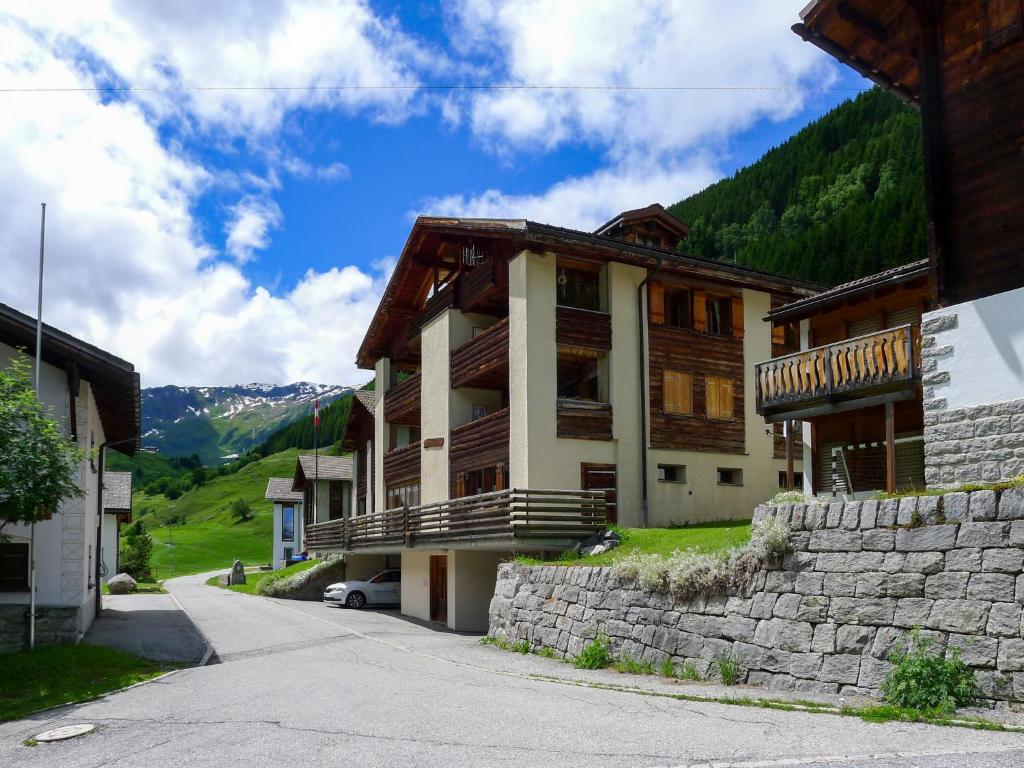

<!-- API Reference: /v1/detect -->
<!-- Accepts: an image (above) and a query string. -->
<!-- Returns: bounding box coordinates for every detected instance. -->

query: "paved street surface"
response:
[83,593,209,664]
[2,572,1022,767]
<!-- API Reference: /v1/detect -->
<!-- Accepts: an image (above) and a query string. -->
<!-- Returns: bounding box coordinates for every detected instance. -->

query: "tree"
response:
[231,498,254,522]
[119,520,153,580]
[0,354,84,542]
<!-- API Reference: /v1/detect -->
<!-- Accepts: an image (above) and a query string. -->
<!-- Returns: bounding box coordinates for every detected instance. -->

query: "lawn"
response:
[204,559,320,595]
[130,448,306,578]
[516,520,753,566]
[0,645,166,722]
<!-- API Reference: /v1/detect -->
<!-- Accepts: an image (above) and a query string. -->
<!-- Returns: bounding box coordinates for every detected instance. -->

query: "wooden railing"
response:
[304,488,607,552]
[460,257,508,313]
[383,440,421,486]
[416,282,457,330]
[450,407,510,478]
[383,373,421,425]
[556,399,613,441]
[756,324,918,415]
[556,306,612,350]
[450,317,509,390]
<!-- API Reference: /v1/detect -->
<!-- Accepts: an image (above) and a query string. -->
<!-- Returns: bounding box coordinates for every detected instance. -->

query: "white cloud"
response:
[225,197,283,264]
[419,158,720,232]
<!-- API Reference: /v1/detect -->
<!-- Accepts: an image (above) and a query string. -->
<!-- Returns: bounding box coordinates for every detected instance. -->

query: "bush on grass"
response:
[880,629,980,714]
[574,634,611,670]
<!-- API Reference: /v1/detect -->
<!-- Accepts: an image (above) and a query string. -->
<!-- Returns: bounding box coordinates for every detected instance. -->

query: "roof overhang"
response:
[0,302,141,455]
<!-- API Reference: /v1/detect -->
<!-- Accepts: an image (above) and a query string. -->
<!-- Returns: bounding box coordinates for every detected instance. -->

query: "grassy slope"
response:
[204,559,320,595]
[0,645,165,722]
[517,521,752,566]
[131,448,304,578]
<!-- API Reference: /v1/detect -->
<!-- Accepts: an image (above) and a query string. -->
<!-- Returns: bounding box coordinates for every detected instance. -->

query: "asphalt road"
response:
[2,572,1023,768]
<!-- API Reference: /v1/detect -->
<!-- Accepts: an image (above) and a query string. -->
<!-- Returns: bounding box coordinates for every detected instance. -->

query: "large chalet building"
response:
[312,206,816,630]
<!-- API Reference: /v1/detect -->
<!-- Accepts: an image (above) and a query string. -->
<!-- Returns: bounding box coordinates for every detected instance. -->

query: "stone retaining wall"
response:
[0,605,80,653]
[488,490,1024,702]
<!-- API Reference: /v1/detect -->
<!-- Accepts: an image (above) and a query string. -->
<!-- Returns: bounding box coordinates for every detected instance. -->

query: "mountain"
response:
[668,88,926,287]
[139,382,350,464]
[258,382,374,456]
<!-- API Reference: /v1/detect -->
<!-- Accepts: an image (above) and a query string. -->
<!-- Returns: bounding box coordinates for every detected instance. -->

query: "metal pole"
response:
[168,522,174,579]
[29,203,46,651]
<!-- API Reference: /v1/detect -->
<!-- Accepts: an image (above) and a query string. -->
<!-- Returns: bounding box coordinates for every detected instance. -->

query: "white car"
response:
[324,569,401,608]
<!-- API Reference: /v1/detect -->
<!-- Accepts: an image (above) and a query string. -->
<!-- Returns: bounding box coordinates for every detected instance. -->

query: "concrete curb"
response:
[167,591,217,666]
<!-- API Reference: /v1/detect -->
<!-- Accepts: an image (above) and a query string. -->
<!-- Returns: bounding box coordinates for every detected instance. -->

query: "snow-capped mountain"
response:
[141,382,350,463]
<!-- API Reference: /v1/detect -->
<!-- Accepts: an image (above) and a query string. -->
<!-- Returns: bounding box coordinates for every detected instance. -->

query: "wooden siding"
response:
[383,441,421,487]
[556,399,613,441]
[356,444,368,501]
[648,325,745,453]
[450,317,509,390]
[383,373,421,425]
[556,307,612,350]
[449,407,510,495]
[460,255,509,314]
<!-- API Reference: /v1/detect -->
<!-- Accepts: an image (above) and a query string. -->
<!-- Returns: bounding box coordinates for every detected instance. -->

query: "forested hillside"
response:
[668,88,926,286]
[258,381,374,455]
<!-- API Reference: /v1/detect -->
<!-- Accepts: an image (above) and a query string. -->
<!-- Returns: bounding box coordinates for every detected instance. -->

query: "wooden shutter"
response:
[706,375,734,420]
[693,290,708,332]
[456,472,467,498]
[771,324,786,345]
[731,296,744,339]
[720,377,734,418]
[663,371,692,415]
[649,281,665,325]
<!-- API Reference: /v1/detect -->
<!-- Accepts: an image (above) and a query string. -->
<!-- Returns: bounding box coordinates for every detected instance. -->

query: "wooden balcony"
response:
[460,257,508,314]
[756,324,919,422]
[383,440,421,487]
[557,399,613,441]
[415,281,457,330]
[304,488,607,553]
[450,317,509,390]
[450,407,510,479]
[556,306,611,350]
[383,373,420,425]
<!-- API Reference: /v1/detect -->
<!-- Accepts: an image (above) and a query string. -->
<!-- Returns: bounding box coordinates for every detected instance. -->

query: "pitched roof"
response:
[294,454,353,488]
[768,260,932,322]
[265,477,304,503]
[593,203,689,239]
[102,471,133,512]
[353,389,376,412]
[0,302,141,455]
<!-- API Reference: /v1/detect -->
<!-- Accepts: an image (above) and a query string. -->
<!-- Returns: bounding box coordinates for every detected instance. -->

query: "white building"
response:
[100,471,133,583]
[265,477,303,569]
[0,302,140,651]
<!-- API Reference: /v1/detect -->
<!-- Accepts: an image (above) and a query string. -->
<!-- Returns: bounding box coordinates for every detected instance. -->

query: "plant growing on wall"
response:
[0,355,84,542]
[881,629,980,714]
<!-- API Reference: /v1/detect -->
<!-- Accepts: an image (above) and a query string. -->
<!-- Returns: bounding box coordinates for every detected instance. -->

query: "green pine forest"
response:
[668,88,926,287]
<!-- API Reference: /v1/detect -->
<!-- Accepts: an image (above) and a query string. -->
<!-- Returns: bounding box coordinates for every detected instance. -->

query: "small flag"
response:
[314,398,320,426]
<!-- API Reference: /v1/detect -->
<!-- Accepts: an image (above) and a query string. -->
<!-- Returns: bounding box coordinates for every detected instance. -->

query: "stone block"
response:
[746,671,772,687]
[871,627,909,659]
[789,652,824,679]
[795,572,824,596]
[997,639,1024,672]
[764,571,798,593]
[877,499,899,527]
[768,674,796,692]
[805,504,827,530]
[777,620,814,653]
[862,529,896,552]
[969,491,998,521]
[724,597,752,617]
[842,502,862,530]
[858,656,893,689]
[733,641,765,670]
[975,671,1015,701]
[927,599,991,634]
[924,572,969,599]
[836,625,875,654]
[820,654,862,684]
[881,553,908,573]
[855,573,887,598]
[983,548,1024,573]
[922,312,957,334]
[719,615,757,643]
[987,603,1023,638]
[945,548,983,572]
[860,500,879,530]
[773,593,801,620]
[893,598,934,628]
[781,551,817,572]
[967,573,1016,601]
[1011,521,1024,547]
[816,552,884,572]
[897,497,918,526]
[829,597,896,626]
[942,493,970,524]
[675,631,705,658]
[811,623,837,654]
[896,525,959,552]
[749,592,778,619]
[809,529,862,553]
[826,502,845,528]
[760,647,794,673]
[822,573,858,597]
[796,596,829,623]
[1018,575,1024,603]
[956,522,1009,548]
[919,496,943,525]
[947,634,998,668]
[999,488,1024,521]
[885,573,926,598]
[795,680,839,695]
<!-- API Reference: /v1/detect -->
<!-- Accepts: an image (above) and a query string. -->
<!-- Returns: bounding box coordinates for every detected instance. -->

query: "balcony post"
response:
[885,400,896,494]
[785,419,795,491]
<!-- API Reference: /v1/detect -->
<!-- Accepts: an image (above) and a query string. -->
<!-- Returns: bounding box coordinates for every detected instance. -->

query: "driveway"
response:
[1,571,1022,768]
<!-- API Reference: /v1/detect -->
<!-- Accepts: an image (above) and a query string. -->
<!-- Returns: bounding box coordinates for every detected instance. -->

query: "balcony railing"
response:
[450,317,509,390]
[383,440,421,486]
[450,407,510,481]
[383,373,421,425]
[556,306,611,350]
[304,488,607,552]
[557,399,613,440]
[415,281,457,330]
[755,324,918,420]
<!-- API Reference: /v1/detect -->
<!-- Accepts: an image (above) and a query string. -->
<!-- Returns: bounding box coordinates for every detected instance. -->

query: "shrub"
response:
[767,490,804,505]
[514,639,531,655]
[660,657,675,678]
[716,652,742,686]
[574,634,611,670]
[230,498,254,522]
[880,629,980,714]
[678,662,704,681]
[119,520,153,581]
[613,655,654,675]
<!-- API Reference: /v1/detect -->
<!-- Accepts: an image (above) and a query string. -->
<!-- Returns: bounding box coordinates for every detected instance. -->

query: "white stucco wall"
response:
[100,513,119,582]
[400,549,434,622]
[924,286,1024,410]
[374,357,391,514]
[420,312,452,505]
[271,500,302,568]
[447,549,503,632]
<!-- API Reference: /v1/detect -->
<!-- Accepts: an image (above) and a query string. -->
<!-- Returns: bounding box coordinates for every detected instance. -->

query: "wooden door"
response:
[429,555,447,624]
[581,463,617,523]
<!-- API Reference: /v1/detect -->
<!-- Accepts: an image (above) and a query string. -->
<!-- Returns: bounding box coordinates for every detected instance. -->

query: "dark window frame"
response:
[664,288,692,330]
[281,505,295,542]
[706,295,733,337]
[0,543,30,592]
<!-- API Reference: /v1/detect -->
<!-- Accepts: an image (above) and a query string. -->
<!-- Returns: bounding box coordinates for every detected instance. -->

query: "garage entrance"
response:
[429,555,447,623]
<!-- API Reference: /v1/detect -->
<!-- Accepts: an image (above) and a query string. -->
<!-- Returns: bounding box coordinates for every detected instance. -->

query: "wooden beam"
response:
[885,400,897,494]
[838,2,890,43]
[785,419,796,491]
[762,388,917,423]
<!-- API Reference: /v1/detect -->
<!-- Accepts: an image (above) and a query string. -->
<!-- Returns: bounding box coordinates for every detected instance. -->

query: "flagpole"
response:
[30,202,46,651]
[314,398,319,522]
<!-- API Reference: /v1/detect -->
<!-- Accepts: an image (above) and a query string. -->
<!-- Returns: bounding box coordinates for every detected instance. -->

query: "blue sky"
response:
[0,2,868,387]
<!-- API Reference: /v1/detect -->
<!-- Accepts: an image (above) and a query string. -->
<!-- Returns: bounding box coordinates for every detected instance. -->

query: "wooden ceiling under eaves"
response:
[796,1,924,104]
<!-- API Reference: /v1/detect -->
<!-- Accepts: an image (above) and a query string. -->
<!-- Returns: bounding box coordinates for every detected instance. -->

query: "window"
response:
[557,349,607,401]
[664,288,691,329]
[717,468,743,486]
[0,543,29,592]
[706,296,733,336]
[281,505,295,542]
[779,471,805,488]
[458,463,508,497]
[472,403,488,421]
[556,264,603,311]
[387,482,421,509]
[705,375,735,420]
[371,571,399,584]
[662,370,693,415]
[658,464,686,483]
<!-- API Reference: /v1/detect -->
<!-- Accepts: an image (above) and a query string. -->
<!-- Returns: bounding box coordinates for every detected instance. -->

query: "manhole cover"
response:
[34,724,97,742]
